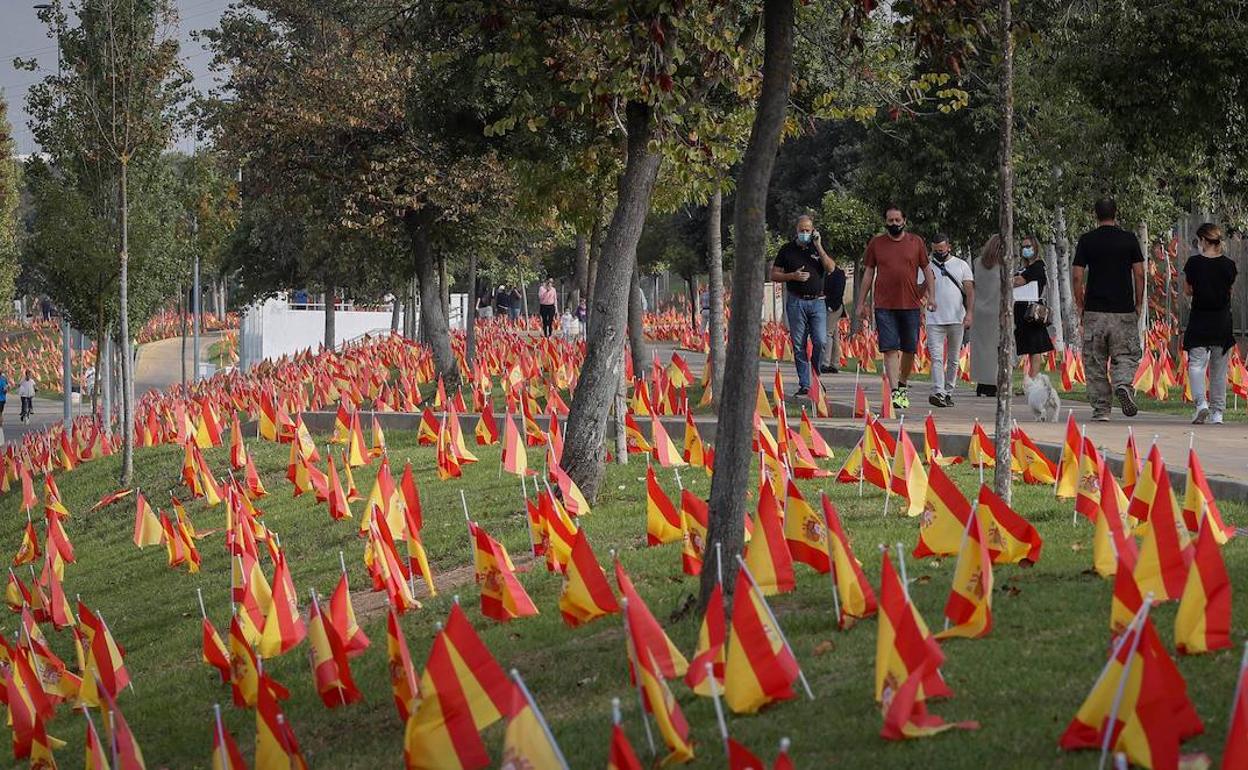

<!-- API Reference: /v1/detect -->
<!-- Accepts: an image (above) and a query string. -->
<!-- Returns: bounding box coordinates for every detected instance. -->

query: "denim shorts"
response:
[875,308,921,353]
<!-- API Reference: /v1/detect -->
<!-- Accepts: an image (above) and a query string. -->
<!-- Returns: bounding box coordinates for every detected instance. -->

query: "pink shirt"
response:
[538,286,557,306]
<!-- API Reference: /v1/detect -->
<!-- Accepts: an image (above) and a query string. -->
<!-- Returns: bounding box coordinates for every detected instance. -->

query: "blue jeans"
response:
[784,294,826,390]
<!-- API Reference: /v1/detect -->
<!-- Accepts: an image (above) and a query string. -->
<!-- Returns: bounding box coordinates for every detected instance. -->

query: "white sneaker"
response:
[1193,403,1210,424]
[1210,410,1224,425]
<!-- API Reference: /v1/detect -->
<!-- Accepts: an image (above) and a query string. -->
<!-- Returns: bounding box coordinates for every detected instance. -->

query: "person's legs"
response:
[926,324,948,397]
[1082,311,1112,417]
[1108,312,1141,415]
[945,323,965,396]
[897,309,920,385]
[1209,346,1231,415]
[785,294,811,391]
[822,306,843,368]
[805,298,827,385]
[874,309,902,388]
[1188,346,1211,411]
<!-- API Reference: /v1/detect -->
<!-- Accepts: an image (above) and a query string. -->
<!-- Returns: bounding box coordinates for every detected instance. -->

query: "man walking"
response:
[821,257,847,374]
[919,235,973,407]
[771,215,836,398]
[855,205,936,410]
[1072,197,1144,420]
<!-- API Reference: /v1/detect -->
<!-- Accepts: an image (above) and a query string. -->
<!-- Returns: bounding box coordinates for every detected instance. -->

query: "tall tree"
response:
[0,97,20,315]
[994,0,1015,500]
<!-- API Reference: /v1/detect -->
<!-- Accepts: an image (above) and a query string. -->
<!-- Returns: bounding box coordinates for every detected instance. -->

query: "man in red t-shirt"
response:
[854,205,936,411]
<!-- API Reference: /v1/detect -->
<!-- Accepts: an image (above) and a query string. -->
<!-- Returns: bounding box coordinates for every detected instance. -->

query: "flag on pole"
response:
[743,482,795,595]
[934,507,993,640]
[724,568,799,714]
[1174,519,1231,655]
[558,529,620,628]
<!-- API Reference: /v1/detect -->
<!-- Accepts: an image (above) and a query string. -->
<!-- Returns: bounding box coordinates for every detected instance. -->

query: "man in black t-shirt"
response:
[771,215,837,397]
[1072,197,1145,420]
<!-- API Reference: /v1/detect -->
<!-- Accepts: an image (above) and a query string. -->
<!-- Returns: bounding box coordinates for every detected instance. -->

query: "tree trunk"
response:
[1053,201,1077,346]
[390,292,401,333]
[404,209,460,391]
[699,0,795,614]
[118,160,135,486]
[1043,240,1065,351]
[569,232,590,309]
[324,284,336,351]
[466,250,479,367]
[559,101,663,501]
[628,266,649,378]
[686,275,697,331]
[993,0,1015,502]
[101,332,111,433]
[707,186,726,403]
[586,206,604,333]
[438,251,450,327]
[179,284,187,387]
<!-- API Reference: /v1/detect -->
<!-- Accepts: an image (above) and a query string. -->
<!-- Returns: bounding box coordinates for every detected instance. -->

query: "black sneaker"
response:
[822,366,839,374]
[942,393,955,407]
[1115,385,1138,417]
[928,394,945,408]
[794,386,809,398]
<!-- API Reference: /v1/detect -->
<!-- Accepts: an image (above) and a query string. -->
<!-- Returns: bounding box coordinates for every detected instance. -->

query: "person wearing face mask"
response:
[918,235,974,407]
[1012,235,1054,376]
[855,205,935,411]
[771,214,836,397]
[1183,223,1237,425]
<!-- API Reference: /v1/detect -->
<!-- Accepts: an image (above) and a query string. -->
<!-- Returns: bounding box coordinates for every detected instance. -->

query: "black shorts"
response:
[0,400,7,413]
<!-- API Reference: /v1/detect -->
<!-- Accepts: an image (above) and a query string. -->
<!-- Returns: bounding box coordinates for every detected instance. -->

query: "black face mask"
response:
[933,251,950,262]
[886,224,904,237]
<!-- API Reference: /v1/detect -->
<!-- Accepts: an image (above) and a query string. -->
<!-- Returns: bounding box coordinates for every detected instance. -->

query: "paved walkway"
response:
[0,333,223,444]
[662,342,1247,484]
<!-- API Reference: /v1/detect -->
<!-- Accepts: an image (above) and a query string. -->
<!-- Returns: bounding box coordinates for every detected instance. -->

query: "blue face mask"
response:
[1022,246,1036,259]
[797,232,812,245]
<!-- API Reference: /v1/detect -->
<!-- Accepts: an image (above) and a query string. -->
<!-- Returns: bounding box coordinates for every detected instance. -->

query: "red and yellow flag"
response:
[889,428,929,517]
[685,580,726,697]
[1181,448,1236,545]
[724,568,800,714]
[256,674,308,770]
[615,558,688,680]
[651,417,686,468]
[934,506,993,640]
[558,528,620,628]
[823,495,877,629]
[782,479,829,572]
[1133,470,1193,602]
[645,466,683,546]
[923,413,961,466]
[1174,519,1231,655]
[471,522,538,622]
[386,607,419,722]
[743,481,795,595]
[307,593,361,707]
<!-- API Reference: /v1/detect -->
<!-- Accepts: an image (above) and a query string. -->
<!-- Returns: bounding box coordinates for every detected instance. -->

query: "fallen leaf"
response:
[813,640,835,656]
[1004,585,1022,597]
[1070,542,1084,552]
[915,574,932,584]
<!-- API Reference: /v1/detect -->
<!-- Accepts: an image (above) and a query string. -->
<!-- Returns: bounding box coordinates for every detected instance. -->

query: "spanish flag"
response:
[1091,461,1137,578]
[682,411,708,469]
[861,416,894,491]
[1059,611,1202,767]
[1174,518,1231,655]
[1132,470,1193,601]
[875,550,951,705]
[554,463,590,517]
[228,614,261,708]
[743,482,795,595]
[889,428,928,517]
[201,616,230,684]
[471,522,538,622]
[256,673,308,770]
[501,412,529,477]
[558,528,620,628]
[211,709,248,770]
[724,567,800,714]
[782,479,829,572]
[501,685,568,770]
[607,722,644,770]
[823,495,877,629]
[923,413,960,466]
[307,592,361,707]
[403,604,518,770]
[624,412,652,454]
[386,607,419,721]
[13,519,41,565]
[635,646,695,765]
[913,463,971,558]
[260,551,306,657]
[1181,448,1236,544]
[1121,428,1141,497]
[1223,655,1248,767]
[651,417,687,468]
[685,580,725,697]
[1127,441,1167,522]
[934,507,993,640]
[417,407,440,446]
[679,491,708,577]
[965,421,995,467]
[1073,437,1105,523]
[474,405,499,446]
[645,466,684,546]
[1055,412,1081,499]
[615,558,688,679]
[1011,425,1057,484]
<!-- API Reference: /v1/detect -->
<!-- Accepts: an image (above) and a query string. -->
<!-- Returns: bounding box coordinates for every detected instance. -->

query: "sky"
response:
[0,0,232,156]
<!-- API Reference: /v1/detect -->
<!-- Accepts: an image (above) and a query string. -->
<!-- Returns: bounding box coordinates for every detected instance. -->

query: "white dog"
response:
[1023,371,1061,422]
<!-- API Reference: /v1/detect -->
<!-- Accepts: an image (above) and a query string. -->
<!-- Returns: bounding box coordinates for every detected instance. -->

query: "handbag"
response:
[1024,299,1050,325]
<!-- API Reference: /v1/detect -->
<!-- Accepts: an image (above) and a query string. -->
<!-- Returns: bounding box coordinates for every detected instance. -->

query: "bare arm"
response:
[855,264,876,318]
[770,265,798,283]
[1012,274,1028,287]
[1072,265,1086,312]
[1132,262,1145,313]
[962,280,975,327]
[921,265,937,308]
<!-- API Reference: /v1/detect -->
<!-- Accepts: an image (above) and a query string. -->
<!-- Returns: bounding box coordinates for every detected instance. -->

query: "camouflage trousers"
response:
[1081,311,1141,416]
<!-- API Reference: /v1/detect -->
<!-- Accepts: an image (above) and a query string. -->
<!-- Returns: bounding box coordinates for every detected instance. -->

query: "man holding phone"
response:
[771,214,837,398]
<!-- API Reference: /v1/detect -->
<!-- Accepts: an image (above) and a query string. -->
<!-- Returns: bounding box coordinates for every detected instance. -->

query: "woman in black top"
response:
[1012,236,1055,375]
[1184,222,1237,425]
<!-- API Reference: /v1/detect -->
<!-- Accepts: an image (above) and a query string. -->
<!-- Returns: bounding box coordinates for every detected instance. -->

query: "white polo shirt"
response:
[916,256,973,325]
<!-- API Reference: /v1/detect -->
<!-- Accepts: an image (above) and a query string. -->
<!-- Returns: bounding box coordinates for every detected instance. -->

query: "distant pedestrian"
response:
[771,214,836,398]
[476,289,494,320]
[820,258,847,374]
[1073,197,1144,421]
[1183,222,1237,425]
[854,205,936,410]
[17,370,35,423]
[495,285,510,320]
[969,234,1005,396]
[575,297,587,328]
[538,279,558,337]
[0,368,8,426]
[699,285,710,333]
[920,234,973,407]
[1013,235,1055,376]
[508,286,523,322]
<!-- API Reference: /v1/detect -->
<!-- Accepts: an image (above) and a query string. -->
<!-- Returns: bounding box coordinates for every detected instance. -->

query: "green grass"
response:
[8,433,1248,768]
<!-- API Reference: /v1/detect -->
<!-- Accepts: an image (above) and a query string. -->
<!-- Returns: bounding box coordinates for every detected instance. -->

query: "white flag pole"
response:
[821,500,842,625]
[704,661,730,755]
[1072,423,1086,525]
[510,669,571,770]
[883,415,904,516]
[1097,595,1154,770]
[734,554,814,700]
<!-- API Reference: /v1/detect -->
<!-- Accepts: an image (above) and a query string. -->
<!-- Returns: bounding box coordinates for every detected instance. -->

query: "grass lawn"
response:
[9,432,1248,768]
